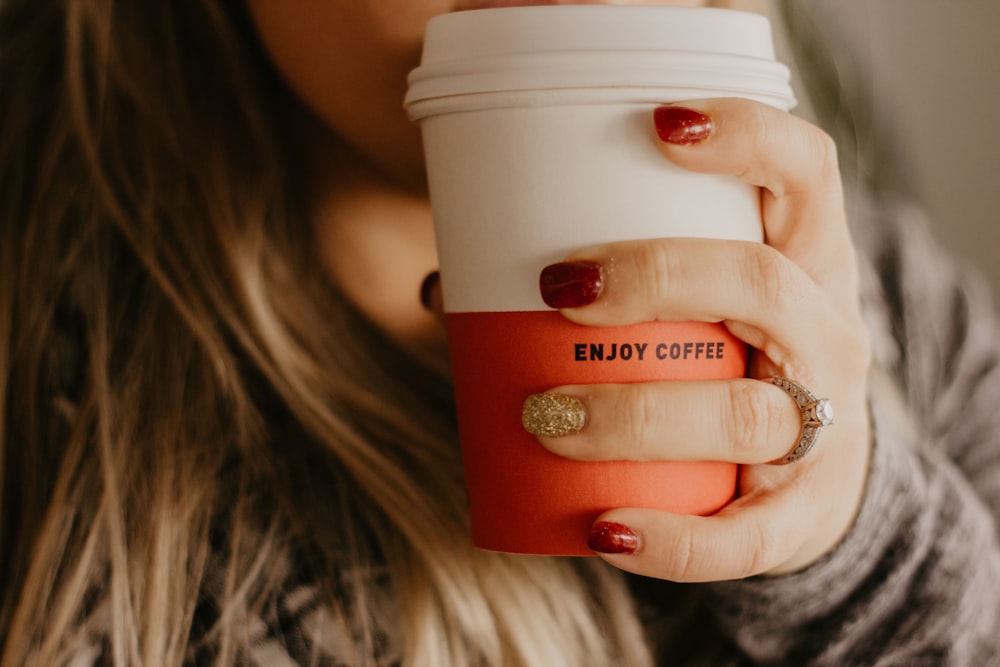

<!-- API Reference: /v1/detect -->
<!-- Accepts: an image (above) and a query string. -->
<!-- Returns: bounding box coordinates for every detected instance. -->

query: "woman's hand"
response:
[530,98,872,581]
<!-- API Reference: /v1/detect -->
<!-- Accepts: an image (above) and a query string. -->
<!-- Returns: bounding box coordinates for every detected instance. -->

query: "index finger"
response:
[654,99,855,295]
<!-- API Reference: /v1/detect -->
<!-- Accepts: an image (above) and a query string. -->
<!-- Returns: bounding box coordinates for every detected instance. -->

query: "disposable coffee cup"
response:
[405,6,796,555]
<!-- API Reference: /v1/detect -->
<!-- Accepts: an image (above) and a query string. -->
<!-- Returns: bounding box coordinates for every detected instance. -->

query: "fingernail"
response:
[588,521,639,555]
[522,393,587,438]
[654,106,713,145]
[419,270,440,311]
[539,261,603,309]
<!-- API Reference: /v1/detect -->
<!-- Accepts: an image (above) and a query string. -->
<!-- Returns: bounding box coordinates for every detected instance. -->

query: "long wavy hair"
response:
[0,0,651,664]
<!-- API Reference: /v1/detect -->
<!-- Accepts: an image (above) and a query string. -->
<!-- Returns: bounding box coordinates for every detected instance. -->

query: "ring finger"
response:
[524,378,802,464]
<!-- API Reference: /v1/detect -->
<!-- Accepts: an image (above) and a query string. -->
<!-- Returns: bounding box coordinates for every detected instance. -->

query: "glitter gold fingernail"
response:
[522,393,587,438]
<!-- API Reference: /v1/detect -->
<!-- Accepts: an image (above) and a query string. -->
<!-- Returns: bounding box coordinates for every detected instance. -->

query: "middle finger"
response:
[547,237,861,380]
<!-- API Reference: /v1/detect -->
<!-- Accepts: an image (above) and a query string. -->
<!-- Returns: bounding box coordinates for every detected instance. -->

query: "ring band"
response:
[767,377,834,465]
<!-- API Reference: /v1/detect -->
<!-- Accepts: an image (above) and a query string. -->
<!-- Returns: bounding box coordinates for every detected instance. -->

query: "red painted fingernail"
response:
[588,521,639,555]
[654,106,713,145]
[539,261,603,309]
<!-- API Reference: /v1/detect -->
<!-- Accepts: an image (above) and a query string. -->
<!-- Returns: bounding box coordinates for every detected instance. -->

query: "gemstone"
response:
[815,398,835,426]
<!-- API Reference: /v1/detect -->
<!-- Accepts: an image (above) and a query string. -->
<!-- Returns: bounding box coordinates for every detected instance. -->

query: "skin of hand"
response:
[528,98,873,581]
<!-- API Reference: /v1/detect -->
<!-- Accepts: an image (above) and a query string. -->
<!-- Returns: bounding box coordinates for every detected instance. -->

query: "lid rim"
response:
[406,86,797,121]
[405,58,795,109]
[408,6,792,111]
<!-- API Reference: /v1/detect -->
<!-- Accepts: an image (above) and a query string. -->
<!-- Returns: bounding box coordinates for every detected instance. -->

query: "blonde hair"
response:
[0,1,653,665]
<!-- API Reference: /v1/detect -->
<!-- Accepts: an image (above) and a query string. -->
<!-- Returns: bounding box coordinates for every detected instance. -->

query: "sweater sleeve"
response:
[704,198,1000,665]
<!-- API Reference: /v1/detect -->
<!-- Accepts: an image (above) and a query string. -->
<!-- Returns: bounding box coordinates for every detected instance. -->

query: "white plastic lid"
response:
[405,6,795,117]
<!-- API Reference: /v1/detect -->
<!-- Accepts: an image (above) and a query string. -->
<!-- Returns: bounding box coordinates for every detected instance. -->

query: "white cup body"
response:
[420,102,765,314]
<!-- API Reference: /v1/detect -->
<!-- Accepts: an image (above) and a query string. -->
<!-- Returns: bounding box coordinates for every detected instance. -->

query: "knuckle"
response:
[794,124,841,194]
[733,103,772,182]
[737,243,795,312]
[726,381,778,462]
[749,102,773,153]
[629,241,677,309]
[659,529,698,581]
[812,127,841,181]
[741,520,783,577]
[619,384,661,460]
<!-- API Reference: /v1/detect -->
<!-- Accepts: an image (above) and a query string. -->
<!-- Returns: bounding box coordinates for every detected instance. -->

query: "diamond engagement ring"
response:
[767,377,835,465]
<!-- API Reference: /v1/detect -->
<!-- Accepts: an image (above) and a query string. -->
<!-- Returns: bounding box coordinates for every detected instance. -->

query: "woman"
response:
[1,0,997,665]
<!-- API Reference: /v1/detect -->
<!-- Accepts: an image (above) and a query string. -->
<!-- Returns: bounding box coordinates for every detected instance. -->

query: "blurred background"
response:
[786,1,1000,303]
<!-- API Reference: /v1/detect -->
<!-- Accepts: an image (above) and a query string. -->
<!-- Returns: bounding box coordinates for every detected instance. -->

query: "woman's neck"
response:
[308,134,444,351]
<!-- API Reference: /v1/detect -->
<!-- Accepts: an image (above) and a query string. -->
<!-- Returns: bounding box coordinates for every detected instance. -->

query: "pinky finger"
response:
[587,500,804,582]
